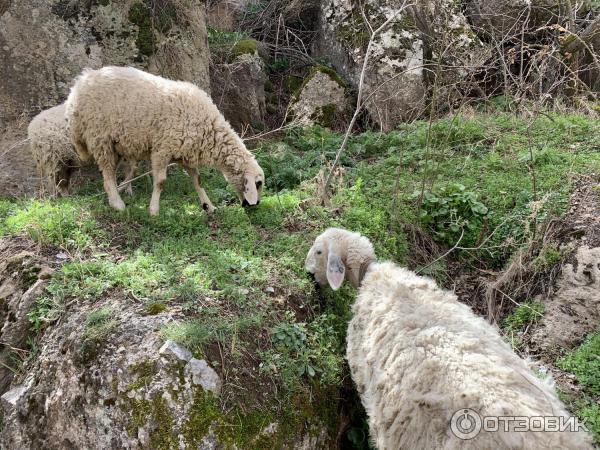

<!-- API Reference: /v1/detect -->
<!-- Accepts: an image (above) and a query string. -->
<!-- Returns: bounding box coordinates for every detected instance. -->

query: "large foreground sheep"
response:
[65,66,264,215]
[28,103,137,197]
[305,228,593,450]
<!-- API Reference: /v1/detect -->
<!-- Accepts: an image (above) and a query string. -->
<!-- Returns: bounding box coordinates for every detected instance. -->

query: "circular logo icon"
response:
[450,408,482,440]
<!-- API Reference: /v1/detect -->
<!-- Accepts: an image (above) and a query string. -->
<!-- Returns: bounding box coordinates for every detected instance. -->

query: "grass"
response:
[558,331,600,442]
[2,108,599,442]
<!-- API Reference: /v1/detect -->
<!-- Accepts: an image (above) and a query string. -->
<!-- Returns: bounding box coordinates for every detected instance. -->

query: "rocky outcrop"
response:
[0,0,210,197]
[289,67,352,129]
[0,0,210,127]
[314,0,489,130]
[0,237,334,448]
[0,237,54,395]
[210,52,267,132]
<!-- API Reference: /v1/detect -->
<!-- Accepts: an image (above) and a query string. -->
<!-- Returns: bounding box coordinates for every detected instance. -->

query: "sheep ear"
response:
[243,174,258,205]
[326,252,345,290]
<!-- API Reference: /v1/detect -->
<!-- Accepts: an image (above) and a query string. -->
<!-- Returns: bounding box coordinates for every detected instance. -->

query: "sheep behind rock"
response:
[305,227,593,450]
[28,103,137,196]
[28,103,77,196]
[66,66,264,215]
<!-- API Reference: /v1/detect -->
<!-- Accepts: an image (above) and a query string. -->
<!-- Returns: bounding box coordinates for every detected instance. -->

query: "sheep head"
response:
[305,228,376,290]
[226,158,265,207]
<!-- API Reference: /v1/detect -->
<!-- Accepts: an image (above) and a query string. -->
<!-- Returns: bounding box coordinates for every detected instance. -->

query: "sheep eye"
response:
[256,180,262,189]
[316,250,322,255]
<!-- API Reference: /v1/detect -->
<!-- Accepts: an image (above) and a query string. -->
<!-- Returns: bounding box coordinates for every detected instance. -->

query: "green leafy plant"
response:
[503,301,545,332]
[414,183,489,246]
[558,332,600,395]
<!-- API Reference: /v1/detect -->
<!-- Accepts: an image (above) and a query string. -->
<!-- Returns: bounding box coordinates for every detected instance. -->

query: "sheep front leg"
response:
[149,160,168,216]
[183,166,216,214]
[101,166,126,211]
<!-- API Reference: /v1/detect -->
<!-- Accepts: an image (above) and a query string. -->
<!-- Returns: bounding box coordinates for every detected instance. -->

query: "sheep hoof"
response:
[202,203,216,214]
[149,206,159,216]
[110,198,126,211]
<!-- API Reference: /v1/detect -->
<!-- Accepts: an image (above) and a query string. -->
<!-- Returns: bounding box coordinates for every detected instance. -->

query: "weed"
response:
[414,183,489,247]
[503,301,545,332]
[558,332,600,395]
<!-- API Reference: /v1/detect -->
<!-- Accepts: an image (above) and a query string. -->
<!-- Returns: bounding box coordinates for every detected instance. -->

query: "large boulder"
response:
[289,67,352,129]
[313,0,489,130]
[0,0,210,127]
[210,52,267,132]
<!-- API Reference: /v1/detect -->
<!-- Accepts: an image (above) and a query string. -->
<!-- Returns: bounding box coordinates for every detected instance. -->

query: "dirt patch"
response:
[525,177,600,356]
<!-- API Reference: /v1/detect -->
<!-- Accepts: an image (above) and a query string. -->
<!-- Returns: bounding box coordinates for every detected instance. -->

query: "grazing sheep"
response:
[65,66,265,215]
[28,103,78,196]
[28,103,137,196]
[305,228,593,450]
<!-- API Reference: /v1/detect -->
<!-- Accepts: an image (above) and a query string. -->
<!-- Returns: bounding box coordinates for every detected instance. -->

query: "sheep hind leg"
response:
[149,161,168,216]
[183,166,216,214]
[101,166,126,211]
[56,162,75,197]
[118,159,138,196]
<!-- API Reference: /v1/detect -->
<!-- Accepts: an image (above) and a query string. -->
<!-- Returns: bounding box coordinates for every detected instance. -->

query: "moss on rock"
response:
[128,1,177,58]
[231,39,259,58]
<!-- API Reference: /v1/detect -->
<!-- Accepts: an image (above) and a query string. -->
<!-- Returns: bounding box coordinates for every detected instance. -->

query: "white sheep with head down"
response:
[65,66,265,215]
[28,102,136,196]
[305,227,593,450]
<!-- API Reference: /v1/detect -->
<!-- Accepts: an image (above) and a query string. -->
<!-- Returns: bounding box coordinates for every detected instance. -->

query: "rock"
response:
[530,245,600,352]
[210,52,267,132]
[1,385,27,411]
[0,236,336,448]
[0,0,210,125]
[0,0,210,196]
[465,0,583,39]
[184,358,221,395]
[158,340,192,363]
[289,68,352,129]
[0,238,51,395]
[313,0,489,130]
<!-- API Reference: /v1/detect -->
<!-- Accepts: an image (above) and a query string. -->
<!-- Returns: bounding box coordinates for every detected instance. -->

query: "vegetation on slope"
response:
[1,109,599,446]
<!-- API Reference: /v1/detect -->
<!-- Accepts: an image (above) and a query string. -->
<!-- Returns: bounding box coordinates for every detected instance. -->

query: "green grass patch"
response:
[558,331,600,396]
[4,109,599,416]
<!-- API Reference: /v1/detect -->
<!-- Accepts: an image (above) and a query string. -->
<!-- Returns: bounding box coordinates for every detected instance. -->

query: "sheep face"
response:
[231,160,264,207]
[305,228,376,290]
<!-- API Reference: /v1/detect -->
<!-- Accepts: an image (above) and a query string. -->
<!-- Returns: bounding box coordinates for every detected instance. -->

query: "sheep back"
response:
[347,261,593,450]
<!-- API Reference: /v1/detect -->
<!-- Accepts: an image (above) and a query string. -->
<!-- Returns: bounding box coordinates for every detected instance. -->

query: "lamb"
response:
[305,227,593,450]
[65,66,264,215]
[28,103,137,196]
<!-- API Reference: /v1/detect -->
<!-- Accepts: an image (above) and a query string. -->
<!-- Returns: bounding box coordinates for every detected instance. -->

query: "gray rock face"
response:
[0,238,54,395]
[210,52,267,132]
[0,0,210,197]
[290,69,352,129]
[184,358,221,395]
[0,0,210,126]
[313,0,489,130]
[159,339,192,363]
